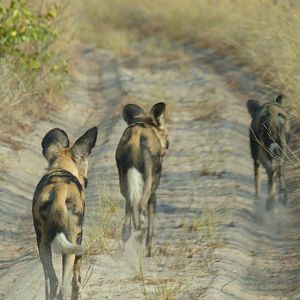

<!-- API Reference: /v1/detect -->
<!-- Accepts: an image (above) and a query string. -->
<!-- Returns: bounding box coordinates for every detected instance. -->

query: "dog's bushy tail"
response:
[51,232,83,255]
[127,167,144,229]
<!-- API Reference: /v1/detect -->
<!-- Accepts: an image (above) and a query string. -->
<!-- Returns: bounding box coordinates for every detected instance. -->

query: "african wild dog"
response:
[116,102,169,257]
[247,95,289,210]
[32,127,97,300]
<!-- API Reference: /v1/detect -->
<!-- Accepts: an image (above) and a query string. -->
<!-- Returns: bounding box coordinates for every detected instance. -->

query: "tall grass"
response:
[84,181,123,255]
[77,0,300,115]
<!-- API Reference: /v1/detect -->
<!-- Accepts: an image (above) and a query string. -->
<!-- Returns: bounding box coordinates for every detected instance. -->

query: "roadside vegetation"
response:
[77,0,300,117]
[4,0,299,143]
[0,0,71,144]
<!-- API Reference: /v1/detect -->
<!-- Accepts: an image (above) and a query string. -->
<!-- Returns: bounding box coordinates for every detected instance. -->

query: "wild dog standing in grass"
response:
[247,95,290,210]
[116,102,169,257]
[32,127,97,300]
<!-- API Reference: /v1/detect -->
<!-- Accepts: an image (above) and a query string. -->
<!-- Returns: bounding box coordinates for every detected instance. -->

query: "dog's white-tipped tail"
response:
[127,168,144,204]
[127,167,144,229]
[51,233,83,255]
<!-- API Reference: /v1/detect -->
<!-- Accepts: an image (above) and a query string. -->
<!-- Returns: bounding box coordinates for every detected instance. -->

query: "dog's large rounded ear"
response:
[275,94,283,105]
[42,128,69,161]
[150,102,166,129]
[247,100,261,119]
[122,104,146,125]
[71,127,98,158]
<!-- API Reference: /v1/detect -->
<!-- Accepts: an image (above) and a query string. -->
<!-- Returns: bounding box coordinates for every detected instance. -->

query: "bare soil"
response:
[1,45,299,299]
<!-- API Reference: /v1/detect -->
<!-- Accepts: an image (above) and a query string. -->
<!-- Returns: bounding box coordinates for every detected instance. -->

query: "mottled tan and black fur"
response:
[32,127,97,300]
[116,103,168,257]
[247,95,289,210]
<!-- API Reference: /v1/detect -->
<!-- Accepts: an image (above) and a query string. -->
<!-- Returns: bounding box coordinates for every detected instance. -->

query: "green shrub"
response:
[0,1,71,141]
[0,0,60,70]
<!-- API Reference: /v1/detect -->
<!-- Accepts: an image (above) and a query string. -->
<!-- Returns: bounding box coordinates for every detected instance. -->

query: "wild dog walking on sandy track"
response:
[247,95,290,210]
[116,102,169,257]
[32,127,98,300]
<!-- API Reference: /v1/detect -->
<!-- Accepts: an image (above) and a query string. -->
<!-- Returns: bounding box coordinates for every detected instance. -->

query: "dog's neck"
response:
[151,126,167,157]
[48,158,79,181]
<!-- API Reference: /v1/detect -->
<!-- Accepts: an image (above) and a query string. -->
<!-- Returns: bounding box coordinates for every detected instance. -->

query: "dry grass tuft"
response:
[84,182,123,255]
[184,207,220,238]
[193,98,222,122]
[143,281,183,300]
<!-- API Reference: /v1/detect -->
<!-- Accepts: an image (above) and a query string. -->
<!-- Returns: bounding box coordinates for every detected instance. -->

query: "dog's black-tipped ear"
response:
[42,128,69,161]
[72,127,98,158]
[275,94,283,105]
[122,104,146,125]
[247,100,261,119]
[150,102,166,129]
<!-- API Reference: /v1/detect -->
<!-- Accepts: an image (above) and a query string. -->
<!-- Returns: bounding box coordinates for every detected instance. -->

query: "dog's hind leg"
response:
[71,232,83,300]
[59,254,76,300]
[71,255,82,300]
[122,198,132,243]
[254,160,260,200]
[146,194,156,257]
[131,199,140,230]
[39,242,59,300]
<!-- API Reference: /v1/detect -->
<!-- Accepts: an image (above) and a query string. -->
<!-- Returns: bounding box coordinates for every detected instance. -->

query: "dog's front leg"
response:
[266,167,276,210]
[146,194,156,257]
[254,160,260,200]
[278,163,287,205]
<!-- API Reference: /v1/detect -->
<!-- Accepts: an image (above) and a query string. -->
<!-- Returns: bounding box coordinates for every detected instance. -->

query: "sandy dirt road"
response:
[1,45,299,299]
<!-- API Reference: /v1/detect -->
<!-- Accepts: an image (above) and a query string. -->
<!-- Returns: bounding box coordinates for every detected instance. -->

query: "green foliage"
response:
[0,0,60,70]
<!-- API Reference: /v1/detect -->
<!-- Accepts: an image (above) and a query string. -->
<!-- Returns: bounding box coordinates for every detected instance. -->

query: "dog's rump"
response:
[33,170,84,253]
[116,124,161,171]
[116,125,161,183]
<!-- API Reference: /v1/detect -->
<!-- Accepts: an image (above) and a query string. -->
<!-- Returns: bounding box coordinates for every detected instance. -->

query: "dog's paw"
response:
[140,212,147,230]
[266,198,275,211]
[279,189,287,205]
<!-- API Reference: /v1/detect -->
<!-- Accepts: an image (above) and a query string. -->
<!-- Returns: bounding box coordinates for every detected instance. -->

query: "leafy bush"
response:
[0,0,71,142]
[0,0,60,70]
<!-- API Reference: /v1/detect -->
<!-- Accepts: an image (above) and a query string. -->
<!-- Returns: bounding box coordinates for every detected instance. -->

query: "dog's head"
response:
[42,127,98,187]
[247,95,289,157]
[123,102,169,156]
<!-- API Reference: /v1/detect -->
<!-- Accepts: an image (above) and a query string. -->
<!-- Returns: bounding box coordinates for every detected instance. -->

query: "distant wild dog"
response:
[32,127,97,300]
[247,95,289,210]
[116,102,169,257]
